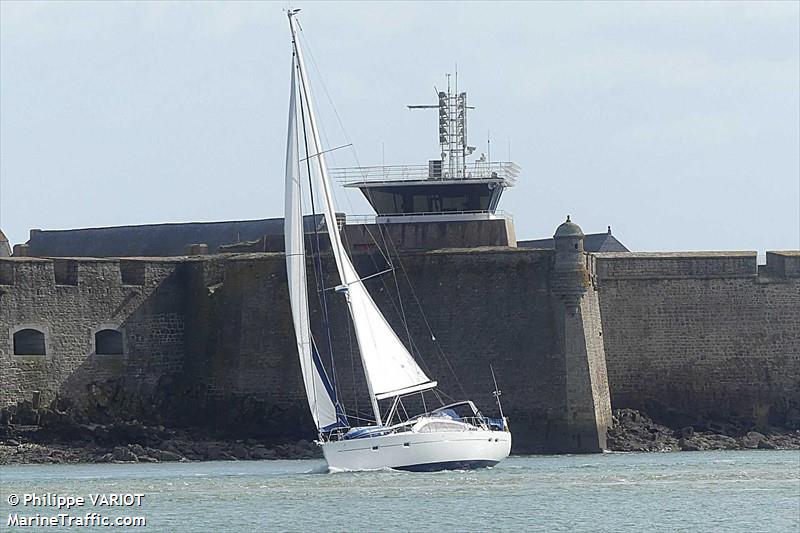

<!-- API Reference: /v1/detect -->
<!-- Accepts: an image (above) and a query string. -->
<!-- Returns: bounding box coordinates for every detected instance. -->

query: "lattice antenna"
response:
[408,74,476,179]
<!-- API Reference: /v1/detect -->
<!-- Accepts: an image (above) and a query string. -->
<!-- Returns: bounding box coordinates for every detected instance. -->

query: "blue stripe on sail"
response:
[312,344,349,429]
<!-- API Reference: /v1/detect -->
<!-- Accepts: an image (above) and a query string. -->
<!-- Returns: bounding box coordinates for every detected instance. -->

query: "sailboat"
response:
[283,10,511,472]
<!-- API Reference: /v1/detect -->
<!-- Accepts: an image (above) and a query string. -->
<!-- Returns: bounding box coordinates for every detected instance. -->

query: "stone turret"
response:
[552,216,590,309]
[550,216,612,453]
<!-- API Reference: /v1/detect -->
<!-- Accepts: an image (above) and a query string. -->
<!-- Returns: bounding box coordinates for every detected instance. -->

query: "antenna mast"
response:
[407,72,475,179]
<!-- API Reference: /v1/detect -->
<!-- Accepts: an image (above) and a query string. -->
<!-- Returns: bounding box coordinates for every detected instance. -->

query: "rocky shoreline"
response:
[2,409,798,465]
[607,409,800,452]
[0,423,322,465]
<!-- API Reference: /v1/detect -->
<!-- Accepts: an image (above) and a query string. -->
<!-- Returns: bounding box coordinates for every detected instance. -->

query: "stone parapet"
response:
[595,251,757,280]
[765,251,800,278]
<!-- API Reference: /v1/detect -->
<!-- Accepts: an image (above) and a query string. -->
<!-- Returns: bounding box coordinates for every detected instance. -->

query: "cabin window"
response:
[13,329,46,356]
[95,329,124,356]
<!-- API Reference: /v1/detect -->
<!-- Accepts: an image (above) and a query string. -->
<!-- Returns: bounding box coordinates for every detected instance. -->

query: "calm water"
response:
[1,451,798,532]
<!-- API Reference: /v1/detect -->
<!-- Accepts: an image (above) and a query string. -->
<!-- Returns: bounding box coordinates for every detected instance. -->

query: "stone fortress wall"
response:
[595,250,800,428]
[1,222,798,453]
[0,258,187,421]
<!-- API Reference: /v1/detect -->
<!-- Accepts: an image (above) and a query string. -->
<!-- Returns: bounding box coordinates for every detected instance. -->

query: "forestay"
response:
[284,59,343,431]
[290,20,435,407]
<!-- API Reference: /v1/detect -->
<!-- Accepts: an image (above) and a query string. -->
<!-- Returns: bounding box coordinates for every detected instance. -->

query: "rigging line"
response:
[383,232,467,398]
[435,388,458,404]
[358,241,436,379]
[366,234,433,374]
[294,48,343,412]
[432,389,446,407]
[357,222,393,271]
[290,68,321,427]
[346,305,358,418]
[300,143,353,162]
[296,31,350,203]
[320,266,394,291]
[300,27,397,266]
[387,238,414,354]
[298,24,455,402]
[345,412,378,423]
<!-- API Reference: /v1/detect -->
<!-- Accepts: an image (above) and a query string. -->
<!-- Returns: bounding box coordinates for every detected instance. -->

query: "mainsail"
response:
[285,58,345,431]
[289,16,434,425]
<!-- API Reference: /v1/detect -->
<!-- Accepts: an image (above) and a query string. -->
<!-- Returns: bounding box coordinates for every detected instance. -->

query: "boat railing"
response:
[459,416,494,430]
[330,161,520,186]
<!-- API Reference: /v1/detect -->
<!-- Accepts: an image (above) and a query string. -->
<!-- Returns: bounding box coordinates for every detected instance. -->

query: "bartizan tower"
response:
[551,216,612,452]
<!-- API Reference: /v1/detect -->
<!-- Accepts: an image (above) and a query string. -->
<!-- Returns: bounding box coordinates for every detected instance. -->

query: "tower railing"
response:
[344,210,513,225]
[330,161,520,186]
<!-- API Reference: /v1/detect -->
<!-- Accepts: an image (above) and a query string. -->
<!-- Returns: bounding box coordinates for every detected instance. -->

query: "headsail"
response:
[284,57,345,432]
[289,15,434,424]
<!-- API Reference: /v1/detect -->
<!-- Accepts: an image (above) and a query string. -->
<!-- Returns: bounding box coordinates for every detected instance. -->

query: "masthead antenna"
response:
[490,364,505,420]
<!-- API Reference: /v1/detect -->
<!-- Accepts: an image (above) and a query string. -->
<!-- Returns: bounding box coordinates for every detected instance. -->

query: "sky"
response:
[1,1,798,253]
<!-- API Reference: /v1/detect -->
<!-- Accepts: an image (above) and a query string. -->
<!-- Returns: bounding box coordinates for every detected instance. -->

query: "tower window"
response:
[13,329,46,356]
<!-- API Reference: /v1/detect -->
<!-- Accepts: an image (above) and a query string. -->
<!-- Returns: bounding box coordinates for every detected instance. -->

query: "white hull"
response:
[322,427,511,472]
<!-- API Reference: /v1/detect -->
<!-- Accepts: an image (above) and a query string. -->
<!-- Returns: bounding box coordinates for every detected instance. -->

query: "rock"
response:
[128,444,146,457]
[157,450,183,462]
[680,426,694,439]
[5,439,20,447]
[230,443,251,460]
[606,409,679,452]
[757,439,777,450]
[740,431,765,449]
[112,446,138,463]
[138,455,159,463]
[678,437,701,451]
[706,435,738,450]
[250,446,277,460]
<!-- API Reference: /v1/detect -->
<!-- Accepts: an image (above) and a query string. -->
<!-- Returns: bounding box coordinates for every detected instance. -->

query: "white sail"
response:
[290,19,434,418]
[284,58,341,431]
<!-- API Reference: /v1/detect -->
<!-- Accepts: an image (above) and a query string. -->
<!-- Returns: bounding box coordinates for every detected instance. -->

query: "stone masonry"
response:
[595,250,800,428]
[0,223,797,453]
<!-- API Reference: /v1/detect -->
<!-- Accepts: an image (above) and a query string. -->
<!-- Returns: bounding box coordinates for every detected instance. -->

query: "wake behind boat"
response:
[283,10,511,472]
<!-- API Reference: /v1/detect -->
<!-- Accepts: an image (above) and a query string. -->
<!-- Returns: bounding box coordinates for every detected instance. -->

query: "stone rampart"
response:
[174,248,577,452]
[2,244,797,453]
[0,248,608,453]
[596,251,800,428]
[0,257,187,422]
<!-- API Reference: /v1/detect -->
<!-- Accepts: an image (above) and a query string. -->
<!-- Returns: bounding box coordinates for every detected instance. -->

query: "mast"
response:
[288,11,383,426]
[288,12,436,427]
[284,21,343,432]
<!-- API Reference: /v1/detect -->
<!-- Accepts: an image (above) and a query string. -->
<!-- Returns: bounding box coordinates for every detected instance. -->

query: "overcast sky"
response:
[1,1,798,252]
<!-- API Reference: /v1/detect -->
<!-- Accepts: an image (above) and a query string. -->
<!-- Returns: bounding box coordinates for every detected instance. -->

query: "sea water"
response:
[1,450,798,532]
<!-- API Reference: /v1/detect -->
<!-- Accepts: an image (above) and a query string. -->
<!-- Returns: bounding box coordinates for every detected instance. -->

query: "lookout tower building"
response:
[330,80,519,224]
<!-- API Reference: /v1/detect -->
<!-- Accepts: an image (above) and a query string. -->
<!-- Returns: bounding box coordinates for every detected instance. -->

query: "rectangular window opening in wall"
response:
[95,329,124,356]
[53,259,79,286]
[120,261,146,285]
[0,262,13,285]
[13,328,46,356]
